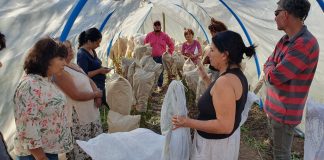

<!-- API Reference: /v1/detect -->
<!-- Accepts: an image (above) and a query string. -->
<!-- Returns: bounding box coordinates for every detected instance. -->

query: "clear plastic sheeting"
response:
[240,92,259,126]
[77,128,165,160]
[160,80,191,160]
[304,100,324,160]
[1,0,324,156]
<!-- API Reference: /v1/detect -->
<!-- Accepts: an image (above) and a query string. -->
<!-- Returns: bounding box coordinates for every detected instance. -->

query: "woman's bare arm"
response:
[55,71,101,101]
[172,76,236,134]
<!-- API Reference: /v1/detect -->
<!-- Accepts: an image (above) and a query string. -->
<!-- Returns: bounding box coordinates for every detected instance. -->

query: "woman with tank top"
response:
[172,30,256,160]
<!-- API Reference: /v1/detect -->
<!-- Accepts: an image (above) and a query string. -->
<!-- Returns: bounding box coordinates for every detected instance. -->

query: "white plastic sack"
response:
[304,99,324,160]
[240,92,259,126]
[77,128,165,160]
[160,80,191,160]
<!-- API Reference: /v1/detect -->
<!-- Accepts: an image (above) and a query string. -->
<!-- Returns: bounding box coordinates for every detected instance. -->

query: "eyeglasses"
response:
[274,9,284,16]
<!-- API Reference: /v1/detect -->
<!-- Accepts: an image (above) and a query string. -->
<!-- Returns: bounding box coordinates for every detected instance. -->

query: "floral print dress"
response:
[13,74,73,156]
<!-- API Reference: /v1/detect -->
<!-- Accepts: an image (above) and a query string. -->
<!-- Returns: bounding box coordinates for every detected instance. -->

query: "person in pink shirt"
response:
[181,28,202,64]
[144,20,174,91]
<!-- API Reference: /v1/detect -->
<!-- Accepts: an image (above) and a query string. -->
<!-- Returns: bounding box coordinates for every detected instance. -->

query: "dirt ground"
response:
[240,105,304,160]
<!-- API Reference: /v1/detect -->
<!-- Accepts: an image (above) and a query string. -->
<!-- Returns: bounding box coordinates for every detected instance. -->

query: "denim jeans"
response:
[0,132,12,160]
[152,56,163,87]
[270,119,297,160]
[17,153,58,160]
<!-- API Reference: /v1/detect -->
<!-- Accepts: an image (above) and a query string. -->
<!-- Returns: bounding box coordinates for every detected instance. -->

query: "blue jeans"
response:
[152,56,164,87]
[17,153,58,160]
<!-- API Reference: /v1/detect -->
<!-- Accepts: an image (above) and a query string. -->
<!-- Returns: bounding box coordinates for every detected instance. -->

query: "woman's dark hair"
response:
[212,30,256,67]
[0,32,6,51]
[208,18,228,33]
[184,28,194,36]
[24,37,68,77]
[78,27,102,48]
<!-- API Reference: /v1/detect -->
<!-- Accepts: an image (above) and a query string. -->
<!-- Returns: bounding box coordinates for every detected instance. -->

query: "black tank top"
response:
[197,68,248,139]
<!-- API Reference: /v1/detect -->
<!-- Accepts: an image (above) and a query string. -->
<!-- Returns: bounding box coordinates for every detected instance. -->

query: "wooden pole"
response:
[162,12,166,32]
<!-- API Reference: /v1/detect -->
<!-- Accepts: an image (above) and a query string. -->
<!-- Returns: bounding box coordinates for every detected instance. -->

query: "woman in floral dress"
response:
[13,37,73,160]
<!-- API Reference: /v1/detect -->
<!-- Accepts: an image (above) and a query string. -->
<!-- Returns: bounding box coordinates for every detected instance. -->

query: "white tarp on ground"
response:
[77,128,165,160]
[304,99,324,160]
[1,0,324,156]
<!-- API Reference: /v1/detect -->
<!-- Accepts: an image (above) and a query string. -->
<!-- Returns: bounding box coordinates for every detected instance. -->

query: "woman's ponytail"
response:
[244,44,256,58]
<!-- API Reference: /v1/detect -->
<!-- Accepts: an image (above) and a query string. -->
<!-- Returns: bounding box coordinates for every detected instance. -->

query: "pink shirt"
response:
[181,40,202,56]
[182,40,202,64]
[144,32,174,57]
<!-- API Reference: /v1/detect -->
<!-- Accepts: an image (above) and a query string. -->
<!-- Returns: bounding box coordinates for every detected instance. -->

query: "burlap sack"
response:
[133,69,155,112]
[121,57,135,78]
[163,52,176,76]
[140,55,163,87]
[133,44,151,61]
[162,52,185,78]
[174,53,185,72]
[182,58,196,73]
[195,67,208,104]
[183,68,199,93]
[107,110,141,133]
[109,37,128,60]
[182,58,198,92]
[125,37,135,58]
[127,61,141,87]
[106,74,133,115]
[162,52,175,75]
[134,34,146,46]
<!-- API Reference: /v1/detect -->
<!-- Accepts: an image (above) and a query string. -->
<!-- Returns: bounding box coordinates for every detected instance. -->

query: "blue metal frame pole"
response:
[59,0,88,41]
